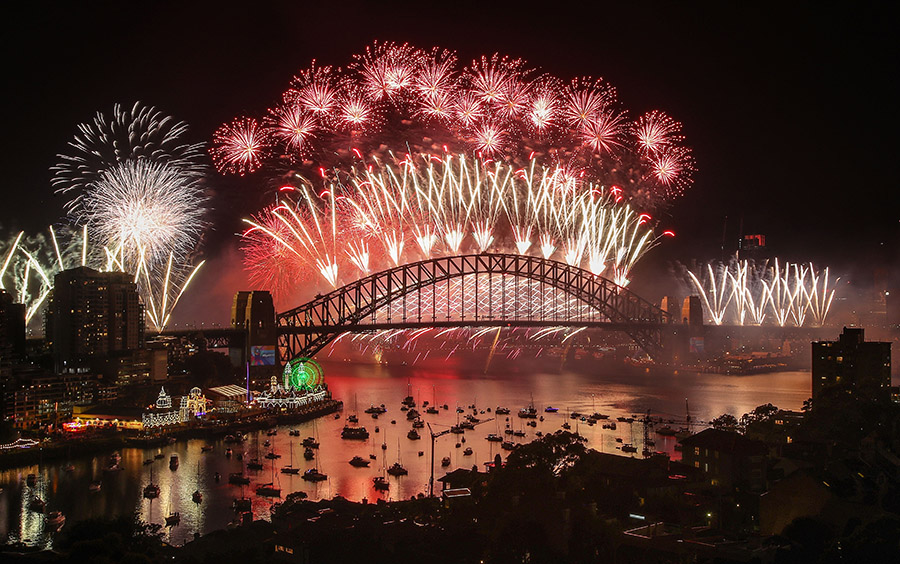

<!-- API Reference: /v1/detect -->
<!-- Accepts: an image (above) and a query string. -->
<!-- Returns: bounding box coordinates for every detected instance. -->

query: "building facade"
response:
[45,266,144,367]
[811,327,892,404]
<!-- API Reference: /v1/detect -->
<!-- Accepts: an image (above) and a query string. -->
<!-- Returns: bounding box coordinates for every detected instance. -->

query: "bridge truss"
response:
[277,253,671,361]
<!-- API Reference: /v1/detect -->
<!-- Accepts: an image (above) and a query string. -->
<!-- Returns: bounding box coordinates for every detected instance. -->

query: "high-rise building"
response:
[0,290,25,365]
[811,327,892,404]
[232,291,277,387]
[45,267,144,367]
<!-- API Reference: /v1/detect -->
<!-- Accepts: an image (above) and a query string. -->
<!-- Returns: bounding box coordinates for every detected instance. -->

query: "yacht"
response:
[165,512,180,526]
[169,454,179,470]
[302,468,328,482]
[407,429,421,440]
[341,426,370,440]
[301,436,320,448]
[349,456,370,467]
[386,462,408,476]
[373,476,389,491]
[46,511,66,530]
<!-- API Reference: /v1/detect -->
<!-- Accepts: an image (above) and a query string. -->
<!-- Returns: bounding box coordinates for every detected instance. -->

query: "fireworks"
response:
[686,257,837,327]
[82,160,207,272]
[1,225,204,332]
[48,101,209,331]
[211,41,695,208]
[52,102,206,211]
[242,153,666,298]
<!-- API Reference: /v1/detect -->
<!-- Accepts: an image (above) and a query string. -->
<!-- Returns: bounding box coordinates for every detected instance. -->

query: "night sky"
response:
[2,1,898,321]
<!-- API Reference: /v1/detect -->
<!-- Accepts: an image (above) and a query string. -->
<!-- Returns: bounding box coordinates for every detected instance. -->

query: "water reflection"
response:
[0,363,810,547]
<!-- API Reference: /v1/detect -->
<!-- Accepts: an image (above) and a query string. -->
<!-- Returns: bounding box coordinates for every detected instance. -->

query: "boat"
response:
[333,413,340,419]
[412,418,425,428]
[591,412,609,420]
[215,472,221,482]
[615,437,623,443]
[46,510,65,530]
[418,451,425,456]
[545,406,559,413]
[513,429,526,437]
[450,425,464,434]
[143,463,160,498]
[347,414,359,423]
[621,444,638,453]
[459,421,475,430]
[257,461,283,496]
[63,463,75,473]
[463,447,473,456]
[169,454,179,470]
[289,429,300,436]
[154,453,165,459]
[301,436,319,448]
[616,416,628,422]
[225,448,233,457]
[232,497,252,511]
[247,439,264,469]
[143,458,154,465]
[228,472,251,485]
[26,474,37,487]
[527,420,537,427]
[441,456,451,467]
[386,462,408,476]
[425,406,439,414]
[656,425,677,436]
[165,512,180,526]
[407,429,421,440]
[302,468,328,482]
[188,463,202,503]
[486,433,503,442]
[263,439,270,448]
[406,409,420,420]
[502,441,516,451]
[518,405,537,419]
[88,481,101,493]
[349,456,370,467]
[201,445,214,452]
[495,406,510,415]
[373,476,390,491]
[303,447,315,460]
[29,497,46,512]
[267,429,277,436]
[104,463,123,473]
[341,426,370,440]
[562,421,571,430]
[281,444,301,474]
[364,404,387,414]
[265,451,281,459]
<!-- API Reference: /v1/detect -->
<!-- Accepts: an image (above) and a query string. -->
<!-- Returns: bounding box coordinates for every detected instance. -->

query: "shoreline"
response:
[0,399,342,470]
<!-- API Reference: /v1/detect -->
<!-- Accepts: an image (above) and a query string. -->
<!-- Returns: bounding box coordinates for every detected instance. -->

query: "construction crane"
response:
[427,418,494,497]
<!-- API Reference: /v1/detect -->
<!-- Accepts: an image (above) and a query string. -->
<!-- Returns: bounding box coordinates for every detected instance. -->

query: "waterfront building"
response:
[811,327,892,404]
[2,365,103,428]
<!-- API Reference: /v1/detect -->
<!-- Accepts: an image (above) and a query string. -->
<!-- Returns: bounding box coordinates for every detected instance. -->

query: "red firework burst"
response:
[635,110,683,156]
[210,117,269,175]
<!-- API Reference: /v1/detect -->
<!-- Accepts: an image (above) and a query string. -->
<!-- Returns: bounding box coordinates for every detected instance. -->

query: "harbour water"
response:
[0,361,811,547]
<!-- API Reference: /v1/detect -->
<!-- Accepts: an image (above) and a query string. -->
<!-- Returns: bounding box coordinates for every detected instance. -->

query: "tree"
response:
[710,413,738,431]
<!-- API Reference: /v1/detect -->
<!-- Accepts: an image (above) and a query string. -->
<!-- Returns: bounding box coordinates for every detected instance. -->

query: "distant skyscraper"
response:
[232,291,277,386]
[0,289,25,365]
[812,327,891,404]
[45,267,144,366]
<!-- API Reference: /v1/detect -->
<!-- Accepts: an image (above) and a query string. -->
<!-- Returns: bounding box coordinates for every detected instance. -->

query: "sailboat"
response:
[143,464,160,499]
[387,439,408,476]
[281,443,300,474]
[247,437,264,470]
[232,483,251,511]
[256,460,282,497]
[192,462,202,503]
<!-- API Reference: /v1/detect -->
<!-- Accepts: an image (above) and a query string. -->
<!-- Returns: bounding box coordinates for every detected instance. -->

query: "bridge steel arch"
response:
[277,253,671,361]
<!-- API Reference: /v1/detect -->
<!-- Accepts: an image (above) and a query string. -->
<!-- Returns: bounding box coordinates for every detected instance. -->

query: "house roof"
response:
[680,428,768,455]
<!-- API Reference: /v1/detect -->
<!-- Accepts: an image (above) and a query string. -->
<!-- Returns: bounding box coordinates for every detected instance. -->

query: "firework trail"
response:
[212,41,695,209]
[52,102,206,211]
[686,256,838,327]
[243,153,667,297]
[46,102,209,331]
[1,226,204,331]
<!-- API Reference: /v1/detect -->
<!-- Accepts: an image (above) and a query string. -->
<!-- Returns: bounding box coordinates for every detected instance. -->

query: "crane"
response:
[427,417,494,497]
